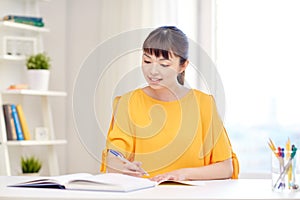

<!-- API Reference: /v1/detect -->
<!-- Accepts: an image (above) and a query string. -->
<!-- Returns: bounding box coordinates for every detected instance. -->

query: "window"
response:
[216,0,300,177]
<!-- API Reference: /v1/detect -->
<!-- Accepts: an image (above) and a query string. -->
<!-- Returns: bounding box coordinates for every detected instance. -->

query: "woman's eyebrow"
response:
[159,58,171,61]
[143,53,151,58]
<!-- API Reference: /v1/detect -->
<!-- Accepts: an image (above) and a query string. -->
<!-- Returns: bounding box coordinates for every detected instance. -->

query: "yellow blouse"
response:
[101,89,239,178]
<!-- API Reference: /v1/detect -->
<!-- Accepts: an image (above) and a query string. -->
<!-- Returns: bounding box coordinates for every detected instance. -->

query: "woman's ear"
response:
[179,60,189,73]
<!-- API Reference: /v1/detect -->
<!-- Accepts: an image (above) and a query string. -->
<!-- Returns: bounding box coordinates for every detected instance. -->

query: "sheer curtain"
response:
[216,0,300,177]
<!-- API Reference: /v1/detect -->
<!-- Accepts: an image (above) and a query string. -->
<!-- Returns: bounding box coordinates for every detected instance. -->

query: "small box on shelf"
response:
[35,127,49,141]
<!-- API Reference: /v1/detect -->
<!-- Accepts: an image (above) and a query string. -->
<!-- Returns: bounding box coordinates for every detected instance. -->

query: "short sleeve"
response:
[100,96,135,172]
[208,96,239,179]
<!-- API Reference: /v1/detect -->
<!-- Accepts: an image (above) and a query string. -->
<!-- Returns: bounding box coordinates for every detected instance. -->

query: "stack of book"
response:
[2,104,31,141]
[3,15,44,27]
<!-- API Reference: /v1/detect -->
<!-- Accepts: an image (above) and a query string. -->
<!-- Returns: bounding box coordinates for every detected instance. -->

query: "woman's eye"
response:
[160,64,169,67]
[144,60,151,64]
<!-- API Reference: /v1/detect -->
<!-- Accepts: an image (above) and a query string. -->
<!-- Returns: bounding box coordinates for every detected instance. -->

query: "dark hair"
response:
[142,26,189,85]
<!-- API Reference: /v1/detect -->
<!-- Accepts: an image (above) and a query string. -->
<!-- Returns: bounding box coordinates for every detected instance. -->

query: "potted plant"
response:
[26,52,51,90]
[21,156,42,176]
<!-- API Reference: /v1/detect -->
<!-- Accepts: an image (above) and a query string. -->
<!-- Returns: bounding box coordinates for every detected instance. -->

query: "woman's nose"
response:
[150,63,159,75]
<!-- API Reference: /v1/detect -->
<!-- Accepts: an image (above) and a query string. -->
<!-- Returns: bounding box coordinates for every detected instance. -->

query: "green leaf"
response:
[21,156,42,173]
[26,53,51,70]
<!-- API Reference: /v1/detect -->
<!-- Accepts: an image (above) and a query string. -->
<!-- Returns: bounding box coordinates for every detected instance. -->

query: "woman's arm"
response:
[151,158,233,182]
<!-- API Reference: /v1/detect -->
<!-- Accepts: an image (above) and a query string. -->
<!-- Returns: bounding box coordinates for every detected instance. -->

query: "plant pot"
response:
[27,70,50,91]
[19,172,40,176]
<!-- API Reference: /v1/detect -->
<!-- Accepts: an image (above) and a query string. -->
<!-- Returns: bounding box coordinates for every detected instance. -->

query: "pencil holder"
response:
[271,150,299,192]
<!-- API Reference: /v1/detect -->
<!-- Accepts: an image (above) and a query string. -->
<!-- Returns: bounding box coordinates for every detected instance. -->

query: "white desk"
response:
[1,176,300,200]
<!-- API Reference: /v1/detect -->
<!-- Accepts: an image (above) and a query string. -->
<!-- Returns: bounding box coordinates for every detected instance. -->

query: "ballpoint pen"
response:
[286,139,292,189]
[291,145,298,189]
[108,149,149,176]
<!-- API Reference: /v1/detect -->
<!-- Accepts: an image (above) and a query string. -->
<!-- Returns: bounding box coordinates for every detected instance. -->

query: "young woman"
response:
[101,26,239,181]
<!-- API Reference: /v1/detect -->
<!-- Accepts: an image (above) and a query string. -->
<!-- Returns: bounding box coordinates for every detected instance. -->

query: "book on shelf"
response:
[10,104,24,140]
[16,104,31,140]
[7,173,203,192]
[3,15,43,22]
[3,15,44,27]
[12,18,44,27]
[2,104,17,140]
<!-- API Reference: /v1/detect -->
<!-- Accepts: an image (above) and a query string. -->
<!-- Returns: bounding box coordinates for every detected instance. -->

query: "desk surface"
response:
[1,176,300,200]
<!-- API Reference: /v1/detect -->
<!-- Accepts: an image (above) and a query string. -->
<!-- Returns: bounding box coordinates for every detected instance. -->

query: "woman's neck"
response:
[143,85,190,102]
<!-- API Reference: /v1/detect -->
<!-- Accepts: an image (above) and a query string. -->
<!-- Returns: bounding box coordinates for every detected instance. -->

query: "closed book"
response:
[2,104,17,140]
[13,18,44,27]
[3,15,43,22]
[16,104,31,140]
[10,104,24,140]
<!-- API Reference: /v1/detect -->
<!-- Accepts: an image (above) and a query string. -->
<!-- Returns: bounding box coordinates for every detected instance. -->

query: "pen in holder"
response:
[270,141,299,192]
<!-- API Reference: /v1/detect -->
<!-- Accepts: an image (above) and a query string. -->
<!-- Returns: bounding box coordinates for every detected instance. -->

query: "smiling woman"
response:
[65,0,218,175]
[100,26,239,181]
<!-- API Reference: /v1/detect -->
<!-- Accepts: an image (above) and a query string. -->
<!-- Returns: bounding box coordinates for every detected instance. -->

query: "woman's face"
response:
[142,51,182,90]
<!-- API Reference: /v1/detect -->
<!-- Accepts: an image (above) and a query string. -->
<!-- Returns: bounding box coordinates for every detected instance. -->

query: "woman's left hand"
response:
[150,171,186,182]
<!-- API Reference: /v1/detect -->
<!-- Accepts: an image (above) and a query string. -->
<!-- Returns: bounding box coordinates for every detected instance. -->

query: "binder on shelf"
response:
[10,104,24,140]
[16,104,31,140]
[2,104,17,140]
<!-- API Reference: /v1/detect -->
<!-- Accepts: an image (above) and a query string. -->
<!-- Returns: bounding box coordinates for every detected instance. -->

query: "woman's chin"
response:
[148,83,163,90]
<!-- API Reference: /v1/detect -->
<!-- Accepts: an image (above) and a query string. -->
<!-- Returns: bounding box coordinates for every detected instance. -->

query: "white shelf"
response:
[0,21,49,33]
[0,0,65,176]
[5,140,67,146]
[1,89,67,97]
[0,55,26,61]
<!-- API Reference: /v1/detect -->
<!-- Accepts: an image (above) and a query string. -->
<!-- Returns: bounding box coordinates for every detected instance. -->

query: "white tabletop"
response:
[0,176,300,200]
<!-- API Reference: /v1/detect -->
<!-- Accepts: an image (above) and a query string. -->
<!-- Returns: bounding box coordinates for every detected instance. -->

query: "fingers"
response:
[124,162,145,176]
[106,154,146,177]
[151,174,175,182]
[150,173,186,182]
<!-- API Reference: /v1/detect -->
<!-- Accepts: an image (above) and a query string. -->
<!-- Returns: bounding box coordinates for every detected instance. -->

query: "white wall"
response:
[39,0,67,174]
[65,0,103,174]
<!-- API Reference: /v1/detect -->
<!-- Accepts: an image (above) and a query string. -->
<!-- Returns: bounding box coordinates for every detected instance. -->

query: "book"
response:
[2,104,17,140]
[3,15,44,27]
[9,173,156,192]
[10,104,24,140]
[16,104,31,140]
[3,15,43,22]
[12,18,44,27]
[7,173,203,192]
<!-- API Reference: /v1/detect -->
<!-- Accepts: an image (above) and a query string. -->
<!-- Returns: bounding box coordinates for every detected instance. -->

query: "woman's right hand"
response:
[106,151,146,177]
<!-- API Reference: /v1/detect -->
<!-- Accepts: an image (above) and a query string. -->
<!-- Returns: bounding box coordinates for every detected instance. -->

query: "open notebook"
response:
[8,173,204,192]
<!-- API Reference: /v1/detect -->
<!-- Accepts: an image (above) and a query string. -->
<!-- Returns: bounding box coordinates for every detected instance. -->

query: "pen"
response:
[286,139,292,188]
[108,149,149,176]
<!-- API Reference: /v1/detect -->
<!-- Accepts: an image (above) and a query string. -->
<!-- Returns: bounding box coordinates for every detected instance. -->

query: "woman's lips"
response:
[148,77,162,84]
